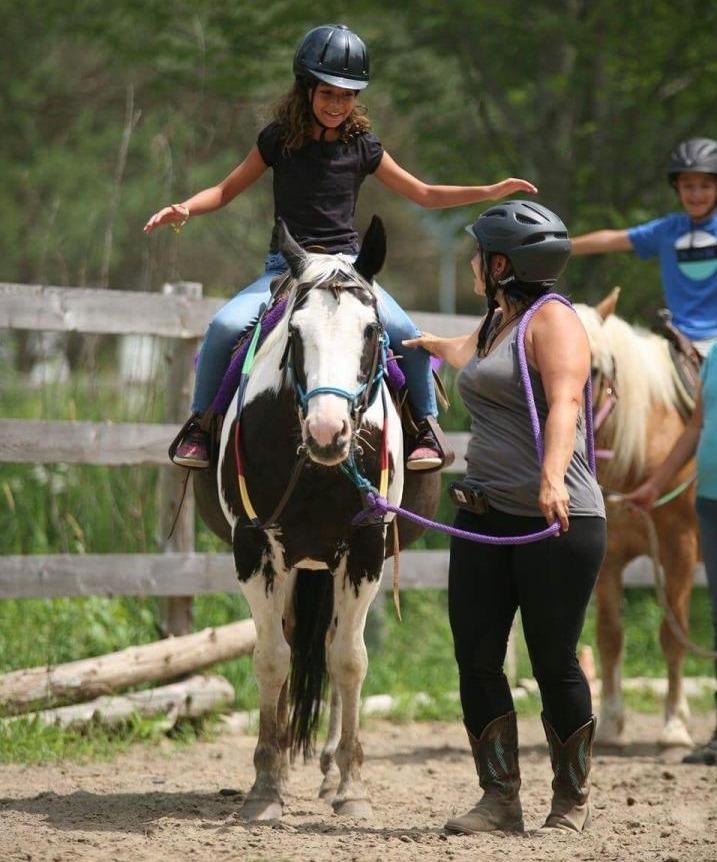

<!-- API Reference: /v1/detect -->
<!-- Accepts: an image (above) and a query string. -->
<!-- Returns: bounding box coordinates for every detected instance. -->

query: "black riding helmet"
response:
[293,24,370,91]
[466,200,571,287]
[667,137,717,187]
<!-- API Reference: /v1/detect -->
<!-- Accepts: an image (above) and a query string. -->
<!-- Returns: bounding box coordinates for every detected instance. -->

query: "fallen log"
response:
[5,674,235,730]
[0,619,255,715]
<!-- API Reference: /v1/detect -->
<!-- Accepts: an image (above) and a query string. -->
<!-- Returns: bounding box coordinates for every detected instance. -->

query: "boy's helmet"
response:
[667,138,717,186]
[293,24,370,90]
[466,200,571,285]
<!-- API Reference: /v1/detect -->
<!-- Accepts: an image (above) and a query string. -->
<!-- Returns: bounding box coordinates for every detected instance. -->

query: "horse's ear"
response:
[276,218,307,279]
[354,215,387,283]
[595,286,621,321]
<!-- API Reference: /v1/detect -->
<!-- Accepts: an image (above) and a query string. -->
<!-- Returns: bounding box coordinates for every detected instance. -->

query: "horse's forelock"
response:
[299,254,374,299]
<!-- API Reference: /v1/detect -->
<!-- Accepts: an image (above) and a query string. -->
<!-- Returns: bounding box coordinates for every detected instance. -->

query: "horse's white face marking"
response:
[292,287,376,462]
[217,250,403,530]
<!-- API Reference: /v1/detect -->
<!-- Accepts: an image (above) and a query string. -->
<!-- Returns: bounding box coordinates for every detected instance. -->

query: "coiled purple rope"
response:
[353,293,595,545]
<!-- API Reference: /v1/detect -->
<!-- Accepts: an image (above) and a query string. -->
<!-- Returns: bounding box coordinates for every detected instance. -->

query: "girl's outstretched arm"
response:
[144,146,268,233]
[374,152,537,209]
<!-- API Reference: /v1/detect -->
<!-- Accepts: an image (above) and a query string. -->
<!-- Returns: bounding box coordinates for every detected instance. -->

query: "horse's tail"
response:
[289,567,333,761]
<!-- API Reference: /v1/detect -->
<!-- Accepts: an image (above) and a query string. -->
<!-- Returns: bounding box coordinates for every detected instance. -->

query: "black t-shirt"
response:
[257,121,384,255]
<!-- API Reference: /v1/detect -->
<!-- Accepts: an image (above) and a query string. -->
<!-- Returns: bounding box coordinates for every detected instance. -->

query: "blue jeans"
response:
[696,496,717,693]
[192,252,438,418]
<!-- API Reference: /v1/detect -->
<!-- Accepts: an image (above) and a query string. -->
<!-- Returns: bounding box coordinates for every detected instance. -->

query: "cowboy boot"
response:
[542,714,596,832]
[444,711,524,834]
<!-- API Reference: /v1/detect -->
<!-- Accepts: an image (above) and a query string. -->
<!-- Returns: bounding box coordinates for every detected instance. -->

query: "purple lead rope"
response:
[351,492,561,544]
[353,293,596,545]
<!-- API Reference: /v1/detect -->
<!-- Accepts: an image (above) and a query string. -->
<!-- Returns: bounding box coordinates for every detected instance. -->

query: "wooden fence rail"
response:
[0,551,696,601]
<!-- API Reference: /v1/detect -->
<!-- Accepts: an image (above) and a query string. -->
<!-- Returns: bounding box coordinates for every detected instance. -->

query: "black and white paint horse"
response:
[195,218,439,820]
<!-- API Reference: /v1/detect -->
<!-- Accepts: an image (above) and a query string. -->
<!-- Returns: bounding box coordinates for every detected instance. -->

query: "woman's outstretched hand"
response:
[402,331,445,359]
[538,474,570,532]
[143,204,189,234]
[489,178,538,199]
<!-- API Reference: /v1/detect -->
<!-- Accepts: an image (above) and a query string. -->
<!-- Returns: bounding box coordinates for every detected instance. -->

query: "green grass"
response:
[0,713,219,765]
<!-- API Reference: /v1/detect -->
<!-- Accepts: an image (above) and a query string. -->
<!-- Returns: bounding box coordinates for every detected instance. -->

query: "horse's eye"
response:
[363,325,377,340]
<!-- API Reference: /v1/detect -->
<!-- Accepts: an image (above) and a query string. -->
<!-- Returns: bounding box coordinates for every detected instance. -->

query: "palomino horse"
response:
[576,289,699,748]
[195,218,439,820]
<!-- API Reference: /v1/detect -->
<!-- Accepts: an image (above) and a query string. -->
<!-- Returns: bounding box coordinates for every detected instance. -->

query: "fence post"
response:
[158,281,203,637]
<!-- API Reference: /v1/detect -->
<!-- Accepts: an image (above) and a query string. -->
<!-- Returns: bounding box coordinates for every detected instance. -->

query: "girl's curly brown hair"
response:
[273,80,371,153]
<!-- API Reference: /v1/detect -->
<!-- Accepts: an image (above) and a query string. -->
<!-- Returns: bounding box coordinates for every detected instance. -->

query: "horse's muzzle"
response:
[304,430,352,466]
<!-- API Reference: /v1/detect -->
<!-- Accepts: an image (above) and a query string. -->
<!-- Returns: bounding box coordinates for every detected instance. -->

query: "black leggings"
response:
[449,507,606,742]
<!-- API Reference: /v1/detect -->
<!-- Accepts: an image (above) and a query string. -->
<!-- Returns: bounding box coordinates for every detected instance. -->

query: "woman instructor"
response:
[405,201,606,833]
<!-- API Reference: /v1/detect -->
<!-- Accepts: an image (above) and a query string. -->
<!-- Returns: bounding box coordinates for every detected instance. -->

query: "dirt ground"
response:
[1,712,716,862]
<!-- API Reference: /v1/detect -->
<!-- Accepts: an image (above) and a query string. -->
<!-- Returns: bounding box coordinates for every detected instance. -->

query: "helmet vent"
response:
[516,213,539,225]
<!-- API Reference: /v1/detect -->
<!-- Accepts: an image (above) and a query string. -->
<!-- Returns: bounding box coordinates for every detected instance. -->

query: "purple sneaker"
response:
[172,428,210,469]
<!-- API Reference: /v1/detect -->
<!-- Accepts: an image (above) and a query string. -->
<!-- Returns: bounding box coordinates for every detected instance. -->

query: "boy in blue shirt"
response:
[572,138,717,356]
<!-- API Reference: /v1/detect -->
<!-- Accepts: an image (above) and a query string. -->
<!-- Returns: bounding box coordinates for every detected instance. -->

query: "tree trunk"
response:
[0,619,255,715]
[7,674,234,730]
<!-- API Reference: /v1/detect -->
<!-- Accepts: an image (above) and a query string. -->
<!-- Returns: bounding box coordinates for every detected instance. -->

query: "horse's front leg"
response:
[327,526,384,819]
[657,530,697,748]
[235,529,292,820]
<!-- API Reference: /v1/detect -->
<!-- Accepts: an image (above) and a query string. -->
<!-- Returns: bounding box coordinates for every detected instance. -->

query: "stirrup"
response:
[406,416,455,473]
[168,413,211,469]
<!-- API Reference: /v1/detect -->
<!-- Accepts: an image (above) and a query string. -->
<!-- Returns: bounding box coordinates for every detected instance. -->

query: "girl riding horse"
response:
[144,23,536,470]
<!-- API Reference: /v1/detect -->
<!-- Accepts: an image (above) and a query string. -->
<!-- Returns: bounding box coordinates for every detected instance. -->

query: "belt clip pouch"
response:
[448,478,489,515]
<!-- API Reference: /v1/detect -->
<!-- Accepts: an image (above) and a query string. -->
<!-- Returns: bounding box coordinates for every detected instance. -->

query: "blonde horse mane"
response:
[576,303,678,483]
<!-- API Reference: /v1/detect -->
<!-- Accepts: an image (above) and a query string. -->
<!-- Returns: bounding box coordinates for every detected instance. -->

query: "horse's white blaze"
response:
[575,304,677,481]
[293,288,377,450]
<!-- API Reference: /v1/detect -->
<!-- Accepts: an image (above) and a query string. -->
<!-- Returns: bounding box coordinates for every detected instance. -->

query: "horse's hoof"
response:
[318,778,338,801]
[595,725,626,748]
[237,797,284,821]
[658,718,693,749]
[596,712,625,747]
[332,798,372,819]
[319,766,340,800]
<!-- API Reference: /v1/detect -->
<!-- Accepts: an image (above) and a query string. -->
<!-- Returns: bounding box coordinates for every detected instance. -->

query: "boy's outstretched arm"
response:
[571,229,633,255]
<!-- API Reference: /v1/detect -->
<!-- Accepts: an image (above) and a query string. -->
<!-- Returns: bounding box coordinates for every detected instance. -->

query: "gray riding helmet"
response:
[466,200,572,285]
[667,137,717,186]
[293,24,370,91]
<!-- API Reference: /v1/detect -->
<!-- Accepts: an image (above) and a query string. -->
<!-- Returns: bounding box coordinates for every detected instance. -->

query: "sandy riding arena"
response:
[1,713,715,862]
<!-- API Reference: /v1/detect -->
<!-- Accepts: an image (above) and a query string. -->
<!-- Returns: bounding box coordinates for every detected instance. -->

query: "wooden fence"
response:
[0,282,705,634]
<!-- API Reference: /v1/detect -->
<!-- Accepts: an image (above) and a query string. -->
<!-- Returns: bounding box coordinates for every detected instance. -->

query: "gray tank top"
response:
[457,324,605,519]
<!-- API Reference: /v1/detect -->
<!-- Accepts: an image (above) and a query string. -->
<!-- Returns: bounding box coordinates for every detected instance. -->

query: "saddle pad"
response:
[210,298,406,415]
[668,341,699,418]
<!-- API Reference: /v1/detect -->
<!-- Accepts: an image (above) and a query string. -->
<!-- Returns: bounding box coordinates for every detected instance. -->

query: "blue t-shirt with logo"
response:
[628,212,717,340]
[697,341,717,500]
